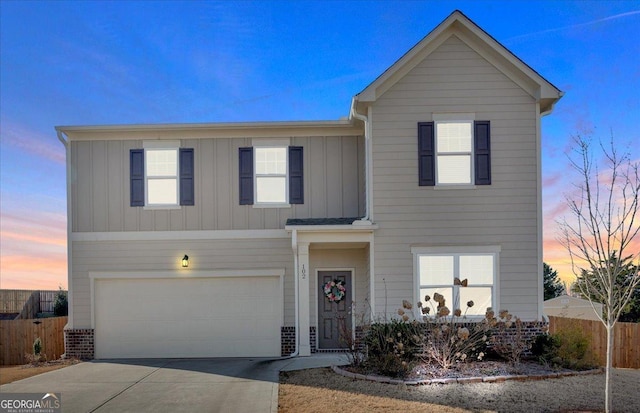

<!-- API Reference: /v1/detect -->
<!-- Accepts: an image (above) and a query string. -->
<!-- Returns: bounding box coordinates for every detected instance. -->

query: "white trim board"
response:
[72,229,289,242]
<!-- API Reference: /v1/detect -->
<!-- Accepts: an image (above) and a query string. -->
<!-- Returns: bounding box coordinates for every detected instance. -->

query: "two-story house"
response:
[56,10,562,359]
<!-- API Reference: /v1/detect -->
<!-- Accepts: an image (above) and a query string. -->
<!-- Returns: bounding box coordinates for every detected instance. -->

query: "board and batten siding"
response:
[70,135,365,232]
[370,35,541,320]
[70,237,294,328]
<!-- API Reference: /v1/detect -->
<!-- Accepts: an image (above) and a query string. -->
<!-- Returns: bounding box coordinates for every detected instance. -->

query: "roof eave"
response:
[284,224,378,232]
[55,119,356,134]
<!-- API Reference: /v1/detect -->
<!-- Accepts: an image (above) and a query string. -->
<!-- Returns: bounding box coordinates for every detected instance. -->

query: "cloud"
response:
[0,254,67,290]
[0,121,65,164]
[542,172,563,187]
[0,209,67,289]
[543,239,576,285]
[1,231,66,248]
[506,10,640,42]
[545,202,570,224]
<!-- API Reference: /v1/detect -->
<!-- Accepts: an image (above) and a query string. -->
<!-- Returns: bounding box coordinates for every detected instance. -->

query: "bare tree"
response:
[559,134,640,413]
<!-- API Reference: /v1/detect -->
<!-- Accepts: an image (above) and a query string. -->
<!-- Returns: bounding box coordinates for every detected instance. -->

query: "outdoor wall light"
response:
[181,255,189,268]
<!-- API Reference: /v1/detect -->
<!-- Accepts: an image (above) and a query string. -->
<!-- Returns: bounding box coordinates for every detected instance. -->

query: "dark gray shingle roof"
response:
[285,217,362,226]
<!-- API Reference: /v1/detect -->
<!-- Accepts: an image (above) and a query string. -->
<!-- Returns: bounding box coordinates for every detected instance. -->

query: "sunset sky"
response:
[1,1,639,290]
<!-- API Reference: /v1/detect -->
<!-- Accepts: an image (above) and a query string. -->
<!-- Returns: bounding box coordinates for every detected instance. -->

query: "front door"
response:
[318,271,352,349]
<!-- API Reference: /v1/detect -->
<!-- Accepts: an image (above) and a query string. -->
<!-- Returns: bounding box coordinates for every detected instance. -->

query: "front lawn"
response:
[279,367,640,413]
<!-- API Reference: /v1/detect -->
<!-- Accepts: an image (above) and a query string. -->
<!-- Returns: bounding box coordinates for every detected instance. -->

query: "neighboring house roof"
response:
[544,295,603,321]
[355,10,563,114]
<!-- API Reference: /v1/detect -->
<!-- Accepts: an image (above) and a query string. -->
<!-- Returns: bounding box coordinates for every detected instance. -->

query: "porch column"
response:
[298,242,311,356]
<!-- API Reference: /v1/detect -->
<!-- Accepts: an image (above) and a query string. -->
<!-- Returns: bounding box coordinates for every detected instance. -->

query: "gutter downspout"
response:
[56,129,73,333]
[350,97,376,322]
[350,96,371,221]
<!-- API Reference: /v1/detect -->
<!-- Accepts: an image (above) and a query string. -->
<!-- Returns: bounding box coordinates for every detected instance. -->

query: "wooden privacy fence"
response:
[548,316,640,369]
[0,289,60,315]
[0,316,67,365]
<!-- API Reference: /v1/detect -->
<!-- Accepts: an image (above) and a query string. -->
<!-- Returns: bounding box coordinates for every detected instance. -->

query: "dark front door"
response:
[318,271,352,349]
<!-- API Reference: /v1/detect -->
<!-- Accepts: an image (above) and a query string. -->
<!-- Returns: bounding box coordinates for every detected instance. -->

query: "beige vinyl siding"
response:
[70,135,364,232]
[309,247,370,326]
[70,237,294,328]
[370,35,541,320]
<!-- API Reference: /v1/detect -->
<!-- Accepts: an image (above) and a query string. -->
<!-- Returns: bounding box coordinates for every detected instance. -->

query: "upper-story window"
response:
[130,141,194,208]
[418,116,491,187]
[239,145,304,206]
[146,148,179,205]
[435,121,473,185]
[255,147,287,204]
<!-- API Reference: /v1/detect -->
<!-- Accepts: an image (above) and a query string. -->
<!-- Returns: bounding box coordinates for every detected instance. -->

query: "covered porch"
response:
[286,218,377,356]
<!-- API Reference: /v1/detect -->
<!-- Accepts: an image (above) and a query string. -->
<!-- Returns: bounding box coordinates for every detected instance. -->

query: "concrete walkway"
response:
[0,354,349,413]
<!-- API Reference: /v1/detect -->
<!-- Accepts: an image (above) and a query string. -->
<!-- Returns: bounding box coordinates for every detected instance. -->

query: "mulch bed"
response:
[339,359,602,385]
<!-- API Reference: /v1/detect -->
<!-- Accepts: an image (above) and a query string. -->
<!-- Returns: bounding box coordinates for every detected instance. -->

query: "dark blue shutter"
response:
[179,148,194,205]
[130,149,145,206]
[418,122,435,186]
[288,146,304,204]
[239,147,254,205]
[474,121,491,185]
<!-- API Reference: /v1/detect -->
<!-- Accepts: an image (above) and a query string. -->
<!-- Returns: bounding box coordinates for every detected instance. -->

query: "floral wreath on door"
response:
[323,279,346,302]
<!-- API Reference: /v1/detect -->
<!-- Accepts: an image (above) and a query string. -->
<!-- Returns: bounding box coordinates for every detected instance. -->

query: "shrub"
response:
[555,323,595,369]
[531,333,561,364]
[363,319,421,377]
[531,326,596,370]
[33,337,42,356]
[490,310,530,365]
[337,302,369,367]
[418,292,492,369]
[25,337,46,365]
[53,288,68,316]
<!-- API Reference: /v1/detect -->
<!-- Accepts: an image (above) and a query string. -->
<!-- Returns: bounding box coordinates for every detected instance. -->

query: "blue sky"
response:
[1,0,639,289]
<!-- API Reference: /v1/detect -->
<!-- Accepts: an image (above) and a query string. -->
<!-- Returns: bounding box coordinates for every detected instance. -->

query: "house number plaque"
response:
[301,264,306,279]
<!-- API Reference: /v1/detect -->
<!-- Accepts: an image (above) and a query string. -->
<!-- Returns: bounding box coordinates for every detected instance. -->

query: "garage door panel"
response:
[94,276,281,358]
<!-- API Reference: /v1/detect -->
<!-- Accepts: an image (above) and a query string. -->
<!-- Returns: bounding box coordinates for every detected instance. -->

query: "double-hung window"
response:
[436,121,473,185]
[130,141,194,207]
[413,246,499,317]
[255,147,287,204]
[238,145,304,206]
[418,116,491,186]
[146,148,179,206]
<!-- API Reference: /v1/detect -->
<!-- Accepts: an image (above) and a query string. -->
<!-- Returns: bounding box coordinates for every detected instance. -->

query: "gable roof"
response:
[544,295,603,309]
[354,10,563,114]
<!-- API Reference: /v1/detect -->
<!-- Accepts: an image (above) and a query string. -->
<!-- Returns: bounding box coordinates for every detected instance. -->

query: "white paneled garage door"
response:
[94,275,282,358]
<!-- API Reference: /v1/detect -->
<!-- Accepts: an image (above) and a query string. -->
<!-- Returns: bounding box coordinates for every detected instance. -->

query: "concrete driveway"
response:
[0,355,348,413]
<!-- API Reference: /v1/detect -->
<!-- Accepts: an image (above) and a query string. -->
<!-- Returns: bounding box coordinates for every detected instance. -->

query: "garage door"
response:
[94,276,282,358]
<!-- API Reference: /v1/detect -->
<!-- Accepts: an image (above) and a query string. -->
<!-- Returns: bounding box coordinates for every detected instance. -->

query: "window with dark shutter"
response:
[239,147,254,205]
[474,121,491,185]
[179,148,195,205]
[288,146,304,204]
[418,122,435,186]
[130,149,145,206]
